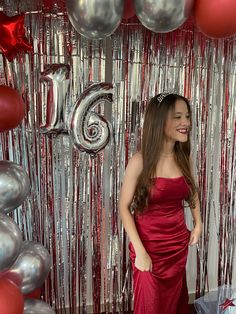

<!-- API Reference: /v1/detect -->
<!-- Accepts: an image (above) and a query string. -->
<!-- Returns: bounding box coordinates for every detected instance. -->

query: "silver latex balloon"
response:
[40,64,71,134]
[134,0,195,33]
[24,299,55,314]
[66,0,124,39]
[9,241,51,294]
[0,160,30,214]
[0,213,22,272]
[70,82,113,155]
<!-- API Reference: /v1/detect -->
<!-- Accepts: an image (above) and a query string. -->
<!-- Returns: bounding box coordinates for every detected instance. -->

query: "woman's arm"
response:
[189,156,203,246]
[119,153,152,271]
[189,194,202,245]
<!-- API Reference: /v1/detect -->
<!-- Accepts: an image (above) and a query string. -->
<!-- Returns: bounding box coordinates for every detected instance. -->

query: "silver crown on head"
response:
[156,92,171,103]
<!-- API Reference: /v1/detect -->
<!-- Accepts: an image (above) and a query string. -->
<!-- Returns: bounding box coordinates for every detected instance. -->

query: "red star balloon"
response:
[219,298,236,311]
[0,12,33,62]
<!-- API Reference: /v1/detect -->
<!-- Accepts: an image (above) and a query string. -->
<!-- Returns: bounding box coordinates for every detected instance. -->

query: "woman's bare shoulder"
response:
[126,152,143,175]
[131,151,142,161]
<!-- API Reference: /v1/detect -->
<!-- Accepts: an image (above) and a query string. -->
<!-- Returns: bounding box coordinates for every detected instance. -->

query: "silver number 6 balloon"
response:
[70,82,113,155]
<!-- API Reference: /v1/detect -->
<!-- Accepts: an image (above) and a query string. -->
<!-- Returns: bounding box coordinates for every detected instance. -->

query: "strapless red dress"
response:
[129,176,190,314]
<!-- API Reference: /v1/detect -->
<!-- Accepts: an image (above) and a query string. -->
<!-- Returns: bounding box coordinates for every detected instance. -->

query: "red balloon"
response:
[0,85,25,132]
[24,287,42,300]
[0,278,24,314]
[0,12,32,61]
[193,0,236,38]
[123,0,136,20]
[0,271,22,288]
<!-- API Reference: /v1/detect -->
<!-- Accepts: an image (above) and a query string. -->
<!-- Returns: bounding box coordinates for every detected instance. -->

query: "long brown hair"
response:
[133,93,197,213]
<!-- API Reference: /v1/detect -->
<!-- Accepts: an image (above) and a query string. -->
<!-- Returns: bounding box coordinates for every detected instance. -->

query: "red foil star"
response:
[219,298,236,311]
[0,12,33,61]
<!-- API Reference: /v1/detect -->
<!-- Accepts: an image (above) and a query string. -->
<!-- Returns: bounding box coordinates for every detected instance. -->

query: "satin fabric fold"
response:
[129,176,190,314]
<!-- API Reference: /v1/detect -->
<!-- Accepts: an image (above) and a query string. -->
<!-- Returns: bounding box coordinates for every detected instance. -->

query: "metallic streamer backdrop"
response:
[0,8,236,314]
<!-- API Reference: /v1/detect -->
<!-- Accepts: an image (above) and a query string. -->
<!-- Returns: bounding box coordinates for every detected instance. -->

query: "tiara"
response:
[156,92,171,103]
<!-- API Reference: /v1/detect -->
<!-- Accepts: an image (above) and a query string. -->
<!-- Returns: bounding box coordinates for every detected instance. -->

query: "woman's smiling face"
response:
[164,99,191,143]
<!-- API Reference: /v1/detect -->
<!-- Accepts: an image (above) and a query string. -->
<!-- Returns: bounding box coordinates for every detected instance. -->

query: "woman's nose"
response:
[181,117,190,125]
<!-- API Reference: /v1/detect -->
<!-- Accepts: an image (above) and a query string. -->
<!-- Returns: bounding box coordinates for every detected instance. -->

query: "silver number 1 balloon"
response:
[40,64,70,134]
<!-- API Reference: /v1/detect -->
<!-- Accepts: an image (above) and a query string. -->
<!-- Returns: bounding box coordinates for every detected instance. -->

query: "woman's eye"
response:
[173,116,181,119]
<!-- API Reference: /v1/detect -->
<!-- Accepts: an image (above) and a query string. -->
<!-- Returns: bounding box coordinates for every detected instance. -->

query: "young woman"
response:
[119,93,202,314]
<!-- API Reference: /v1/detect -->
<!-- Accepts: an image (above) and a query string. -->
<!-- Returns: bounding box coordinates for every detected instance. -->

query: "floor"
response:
[102,304,197,313]
[189,303,197,313]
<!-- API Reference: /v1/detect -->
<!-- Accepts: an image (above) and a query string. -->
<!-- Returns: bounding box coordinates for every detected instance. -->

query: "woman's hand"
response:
[189,224,202,246]
[135,251,152,272]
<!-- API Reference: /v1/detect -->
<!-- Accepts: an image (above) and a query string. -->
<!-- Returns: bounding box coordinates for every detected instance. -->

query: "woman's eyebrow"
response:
[173,111,189,115]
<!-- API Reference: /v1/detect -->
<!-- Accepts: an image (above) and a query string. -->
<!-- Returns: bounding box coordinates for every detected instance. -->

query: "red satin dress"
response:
[129,176,190,314]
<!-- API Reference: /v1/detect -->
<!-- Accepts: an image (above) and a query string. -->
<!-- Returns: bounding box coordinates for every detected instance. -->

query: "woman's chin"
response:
[177,135,188,143]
